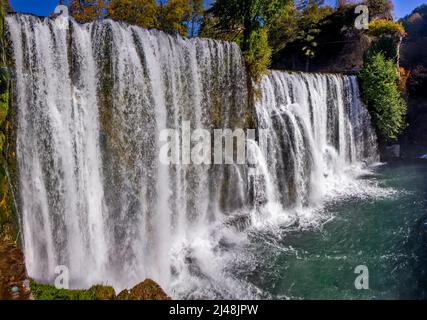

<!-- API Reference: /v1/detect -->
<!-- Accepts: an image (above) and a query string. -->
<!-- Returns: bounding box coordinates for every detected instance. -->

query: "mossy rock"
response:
[117,279,171,300]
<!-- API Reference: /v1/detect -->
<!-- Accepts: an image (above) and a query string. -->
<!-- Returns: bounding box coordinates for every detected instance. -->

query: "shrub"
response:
[367,19,405,37]
[359,52,407,140]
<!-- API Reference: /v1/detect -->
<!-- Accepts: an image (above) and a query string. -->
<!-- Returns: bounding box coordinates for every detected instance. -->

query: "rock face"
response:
[384,144,401,160]
[0,241,31,300]
[400,5,427,150]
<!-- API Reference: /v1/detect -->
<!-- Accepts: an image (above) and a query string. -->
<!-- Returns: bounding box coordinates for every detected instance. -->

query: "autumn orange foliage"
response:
[69,0,195,37]
[108,0,158,28]
[399,66,411,92]
[69,0,108,23]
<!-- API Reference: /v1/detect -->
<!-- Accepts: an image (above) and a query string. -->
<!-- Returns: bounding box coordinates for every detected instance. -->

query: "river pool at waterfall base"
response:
[184,161,427,300]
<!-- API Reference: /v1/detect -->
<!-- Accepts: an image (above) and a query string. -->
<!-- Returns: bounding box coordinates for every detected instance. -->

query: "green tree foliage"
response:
[269,0,332,70]
[202,0,292,80]
[297,1,332,70]
[207,0,290,50]
[359,52,406,140]
[157,0,192,36]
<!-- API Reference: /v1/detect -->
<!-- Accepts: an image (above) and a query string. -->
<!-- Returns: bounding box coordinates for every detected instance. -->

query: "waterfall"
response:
[254,72,378,220]
[6,15,378,297]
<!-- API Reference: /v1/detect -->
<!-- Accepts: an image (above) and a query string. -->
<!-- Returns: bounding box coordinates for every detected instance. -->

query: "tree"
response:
[359,52,406,140]
[70,0,108,23]
[108,0,192,36]
[207,0,291,51]
[157,0,192,36]
[336,0,350,8]
[204,0,292,79]
[269,0,332,71]
[297,1,332,71]
[188,0,204,37]
[108,0,158,28]
[296,0,324,10]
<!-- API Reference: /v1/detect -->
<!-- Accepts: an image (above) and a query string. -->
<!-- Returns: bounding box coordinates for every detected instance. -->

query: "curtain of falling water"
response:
[6,15,378,295]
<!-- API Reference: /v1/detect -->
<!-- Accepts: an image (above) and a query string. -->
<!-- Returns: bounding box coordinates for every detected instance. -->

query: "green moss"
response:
[29,280,116,300]
[29,279,170,300]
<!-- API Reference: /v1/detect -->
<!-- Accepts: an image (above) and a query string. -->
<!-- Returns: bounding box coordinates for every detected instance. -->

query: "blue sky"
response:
[9,0,426,19]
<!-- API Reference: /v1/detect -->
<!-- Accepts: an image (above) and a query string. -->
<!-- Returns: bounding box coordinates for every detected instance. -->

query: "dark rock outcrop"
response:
[272,6,372,73]
[400,5,427,151]
[0,240,31,300]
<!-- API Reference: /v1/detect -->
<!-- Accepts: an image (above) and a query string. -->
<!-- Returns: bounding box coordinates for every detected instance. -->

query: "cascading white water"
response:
[7,15,378,298]
[253,72,378,226]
